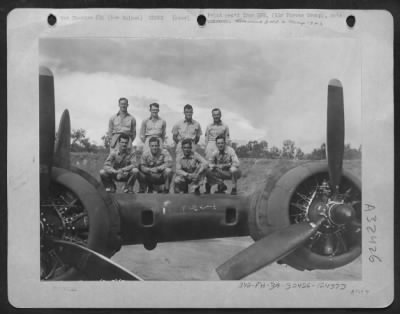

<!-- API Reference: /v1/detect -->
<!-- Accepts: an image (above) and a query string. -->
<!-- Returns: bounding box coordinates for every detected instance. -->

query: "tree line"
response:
[232,140,361,160]
[69,128,361,160]
[69,128,108,153]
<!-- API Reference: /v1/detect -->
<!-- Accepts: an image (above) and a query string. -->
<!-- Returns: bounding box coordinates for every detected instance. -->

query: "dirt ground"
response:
[111,237,361,281]
[72,154,362,281]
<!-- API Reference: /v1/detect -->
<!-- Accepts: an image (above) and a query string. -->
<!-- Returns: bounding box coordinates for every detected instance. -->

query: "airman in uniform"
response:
[206,135,241,195]
[174,139,208,194]
[100,134,139,193]
[138,136,173,193]
[139,103,166,154]
[204,108,230,159]
[108,97,136,152]
[172,104,202,157]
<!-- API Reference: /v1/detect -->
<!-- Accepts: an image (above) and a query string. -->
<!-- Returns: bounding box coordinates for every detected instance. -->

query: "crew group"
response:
[99,98,241,195]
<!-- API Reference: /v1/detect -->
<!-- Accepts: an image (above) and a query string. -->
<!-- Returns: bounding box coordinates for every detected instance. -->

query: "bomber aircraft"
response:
[39,66,361,281]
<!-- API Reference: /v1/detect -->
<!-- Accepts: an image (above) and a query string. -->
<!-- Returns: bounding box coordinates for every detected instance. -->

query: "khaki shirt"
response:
[108,112,136,147]
[176,152,208,176]
[208,146,240,169]
[140,117,166,143]
[140,149,173,170]
[172,119,202,142]
[205,121,230,144]
[104,149,137,171]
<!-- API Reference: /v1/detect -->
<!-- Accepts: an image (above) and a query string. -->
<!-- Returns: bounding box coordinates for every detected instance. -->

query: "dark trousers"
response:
[137,168,173,192]
[99,168,139,190]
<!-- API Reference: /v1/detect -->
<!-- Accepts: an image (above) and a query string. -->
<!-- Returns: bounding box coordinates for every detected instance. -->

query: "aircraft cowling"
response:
[51,167,122,256]
[41,166,124,280]
[248,161,361,271]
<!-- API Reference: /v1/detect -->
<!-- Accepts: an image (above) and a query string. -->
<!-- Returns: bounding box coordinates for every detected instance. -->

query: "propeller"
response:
[216,79,353,280]
[54,110,71,169]
[326,79,344,195]
[216,219,324,280]
[39,66,55,198]
[51,239,142,281]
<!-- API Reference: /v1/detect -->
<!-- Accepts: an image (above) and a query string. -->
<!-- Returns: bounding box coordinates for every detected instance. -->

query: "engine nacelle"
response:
[249,161,361,270]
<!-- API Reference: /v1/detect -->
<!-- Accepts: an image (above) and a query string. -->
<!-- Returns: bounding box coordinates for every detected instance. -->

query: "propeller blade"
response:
[53,239,142,281]
[327,79,345,194]
[39,66,56,198]
[216,218,324,280]
[54,110,71,169]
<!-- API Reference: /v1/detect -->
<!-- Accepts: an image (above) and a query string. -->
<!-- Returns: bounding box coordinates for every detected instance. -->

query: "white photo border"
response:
[7,8,394,308]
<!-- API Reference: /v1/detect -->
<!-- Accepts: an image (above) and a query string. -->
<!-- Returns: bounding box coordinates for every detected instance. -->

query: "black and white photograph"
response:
[7,8,393,308]
[38,36,363,281]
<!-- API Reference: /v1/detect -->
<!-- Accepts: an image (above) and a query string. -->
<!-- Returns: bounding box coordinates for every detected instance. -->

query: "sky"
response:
[39,37,361,153]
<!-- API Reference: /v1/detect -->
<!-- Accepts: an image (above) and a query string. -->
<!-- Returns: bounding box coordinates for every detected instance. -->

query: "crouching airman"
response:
[205,135,241,195]
[174,139,208,195]
[100,134,139,193]
[138,136,173,193]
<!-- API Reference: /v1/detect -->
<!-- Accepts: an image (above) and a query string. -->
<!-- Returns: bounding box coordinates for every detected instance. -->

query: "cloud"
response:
[42,37,361,153]
[40,38,280,125]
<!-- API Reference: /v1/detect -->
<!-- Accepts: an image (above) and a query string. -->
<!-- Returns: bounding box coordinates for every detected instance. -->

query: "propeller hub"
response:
[328,203,355,225]
[307,200,329,223]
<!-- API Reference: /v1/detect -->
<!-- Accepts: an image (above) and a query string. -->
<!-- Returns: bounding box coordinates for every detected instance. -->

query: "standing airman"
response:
[139,103,166,153]
[171,104,202,156]
[204,108,230,159]
[107,97,136,152]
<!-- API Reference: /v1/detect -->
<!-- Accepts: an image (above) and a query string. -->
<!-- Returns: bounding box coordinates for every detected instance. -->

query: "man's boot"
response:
[216,183,227,194]
[204,183,211,194]
[124,184,134,193]
[107,182,116,193]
